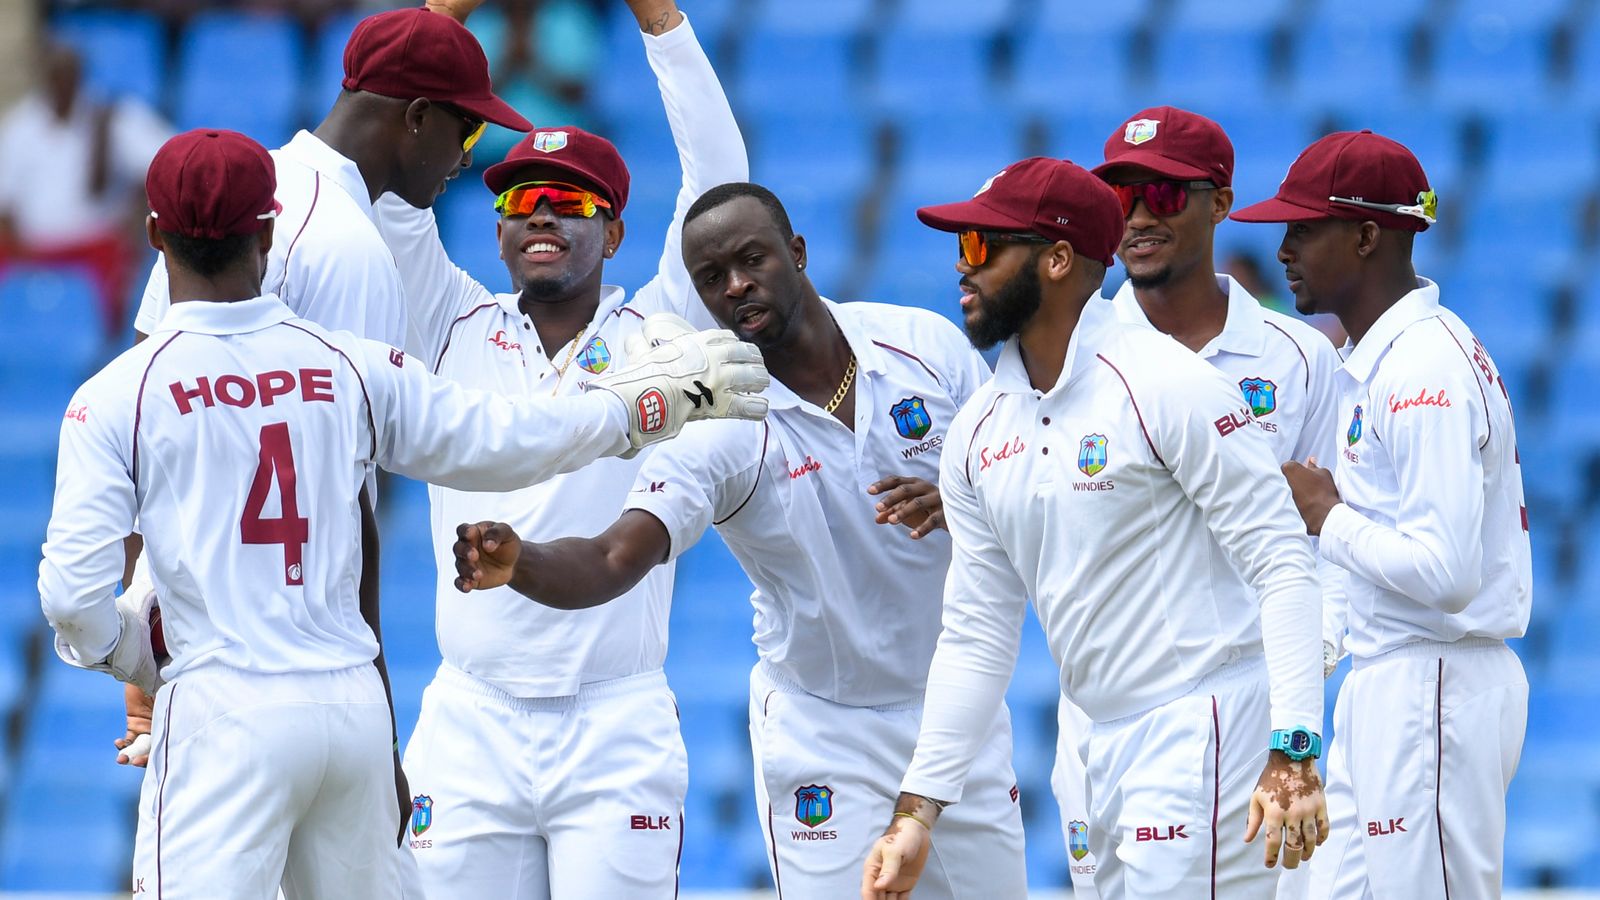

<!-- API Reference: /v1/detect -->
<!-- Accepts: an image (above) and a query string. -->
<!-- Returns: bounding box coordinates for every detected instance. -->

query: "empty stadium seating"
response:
[9,0,1599,891]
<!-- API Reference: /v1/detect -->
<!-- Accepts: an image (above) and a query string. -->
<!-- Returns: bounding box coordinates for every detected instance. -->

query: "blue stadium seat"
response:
[1426,15,1552,112]
[1505,773,1600,881]
[1453,0,1579,30]
[675,0,742,46]
[1480,107,1600,189]
[1572,19,1600,110]
[880,0,1015,37]
[871,32,993,115]
[769,187,860,300]
[895,109,1026,195]
[1169,0,1295,29]
[1216,106,1321,215]
[308,11,364,122]
[749,109,874,194]
[1010,24,1136,115]
[734,31,858,115]
[1027,0,1154,32]
[1044,107,1149,173]
[51,10,166,109]
[1298,0,1431,29]
[591,10,668,121]
[0,265,107,374]
[749,0,874,37]
[174,12,305,147]
[1151,24,1279,109]
[433,184,514,297]
[0,776,136,891]
[1289,12,1417,115]
[1459,186,1581,274]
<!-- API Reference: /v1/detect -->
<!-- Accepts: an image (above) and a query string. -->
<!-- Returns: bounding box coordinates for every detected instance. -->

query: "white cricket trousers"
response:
[401,665,688,900]
[132,664,400,899]
[1083,654,1282,900]
[748,661,1027,900]
[1309,638,1527,900]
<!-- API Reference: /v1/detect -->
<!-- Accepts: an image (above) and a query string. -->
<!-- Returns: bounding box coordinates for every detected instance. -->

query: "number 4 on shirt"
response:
[241,421,309,585]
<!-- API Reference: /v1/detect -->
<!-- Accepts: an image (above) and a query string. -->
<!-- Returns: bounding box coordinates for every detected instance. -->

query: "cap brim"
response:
[1091,151,1212,183]
[454,94,533,133]
[1229,195,1333,224]
[916,198,1033,234]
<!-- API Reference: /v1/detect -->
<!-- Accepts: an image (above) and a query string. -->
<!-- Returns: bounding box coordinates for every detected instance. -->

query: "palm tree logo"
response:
[795,784,833,828]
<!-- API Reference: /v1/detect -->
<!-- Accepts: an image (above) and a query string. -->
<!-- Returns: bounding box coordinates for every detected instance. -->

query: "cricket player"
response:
[370,0,751,894]
[115,1,531,776]
[38,130,767,899]
[1233,130,1531,900]
[863,157,1328,900]
[448,182,1029,900]
[1049,106,1344,900]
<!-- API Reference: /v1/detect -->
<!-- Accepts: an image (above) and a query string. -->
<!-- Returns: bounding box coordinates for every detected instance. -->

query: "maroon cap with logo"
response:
[1231,130,1434,232]
[483,127,631,214]
[1091,106,1233,187]
[342,8,532,133]
[147,129,282,240]
[916,157,1124,267]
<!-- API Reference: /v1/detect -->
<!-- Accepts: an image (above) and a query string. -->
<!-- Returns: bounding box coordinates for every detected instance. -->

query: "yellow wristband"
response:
[892,811,932,831]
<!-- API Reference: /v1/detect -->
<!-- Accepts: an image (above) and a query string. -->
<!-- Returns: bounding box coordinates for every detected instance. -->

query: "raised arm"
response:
[628,0,748,327]
[452,511,670,609]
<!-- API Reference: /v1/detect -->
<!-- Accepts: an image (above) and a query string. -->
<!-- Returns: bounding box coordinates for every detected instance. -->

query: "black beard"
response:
[963,259,1043,350]
[1126,265,1172,290]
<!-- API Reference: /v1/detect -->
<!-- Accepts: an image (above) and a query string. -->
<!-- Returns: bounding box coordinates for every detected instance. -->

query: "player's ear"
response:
[789,234,807,272]
[1042,240,1075,283]
[145,215,165,253]
[257,218,275,258]
[1355,221,1381,259]
[604,216,625,259]
[1211,186,1234,225]
[402,98,430,138]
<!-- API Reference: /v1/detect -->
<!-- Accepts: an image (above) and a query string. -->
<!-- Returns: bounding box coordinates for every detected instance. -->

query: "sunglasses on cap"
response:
[493,181,614,219]
[958,230,1054,268]
[437,103,487,154]
[1110,180,1216,219]
[1329,189,1438,225]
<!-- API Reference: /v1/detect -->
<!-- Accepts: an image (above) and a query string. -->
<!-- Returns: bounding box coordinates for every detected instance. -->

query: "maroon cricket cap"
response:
[916,157,1124,267]
[147,129,282,240]
[1231,130,1433,232]
[483,127,631,214]
[1092,106,1233,188]
[342,8,532,133]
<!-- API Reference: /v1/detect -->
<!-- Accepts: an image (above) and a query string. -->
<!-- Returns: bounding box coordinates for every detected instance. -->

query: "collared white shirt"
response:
[1112,275,1349,645]
[0,93,170,246]
[901,298,1322,803]
[626,301,991,708]
[1320,278,1531,659]
[135,130,410,352]
[40,296,626,681]
[372,14,747,697]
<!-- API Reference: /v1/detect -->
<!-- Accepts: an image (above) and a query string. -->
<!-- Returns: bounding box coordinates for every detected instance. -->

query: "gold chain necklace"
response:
[550,323,594,396]
[823,353,857,414]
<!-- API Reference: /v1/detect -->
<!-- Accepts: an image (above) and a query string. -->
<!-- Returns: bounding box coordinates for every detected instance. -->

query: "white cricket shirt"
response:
[1112,275,1350,645]
[626,301,992,708]
[134,130,410,351]
[373,14,746,697]
[901,298,1322,803]
[40,296,627,681]
[1319,278,1531,659]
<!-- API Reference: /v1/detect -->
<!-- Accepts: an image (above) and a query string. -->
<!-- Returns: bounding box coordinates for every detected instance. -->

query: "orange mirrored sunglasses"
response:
[957,229,1053,267]
[493,181,613,219]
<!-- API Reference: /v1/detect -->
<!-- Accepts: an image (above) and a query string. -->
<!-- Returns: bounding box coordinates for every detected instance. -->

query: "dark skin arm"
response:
[452,511,671,609]
[356,485,410,847]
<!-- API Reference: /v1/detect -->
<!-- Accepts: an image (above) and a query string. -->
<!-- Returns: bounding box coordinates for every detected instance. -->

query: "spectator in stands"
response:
[0,39,170,337]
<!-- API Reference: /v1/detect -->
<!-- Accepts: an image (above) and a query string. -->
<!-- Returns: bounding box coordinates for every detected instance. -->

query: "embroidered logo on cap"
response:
[532,131,568,153]
[975,170,1006,196]
[1124,119,1160,145]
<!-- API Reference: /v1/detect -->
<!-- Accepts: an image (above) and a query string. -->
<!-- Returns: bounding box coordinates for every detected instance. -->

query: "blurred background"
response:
[0,0,1595,894]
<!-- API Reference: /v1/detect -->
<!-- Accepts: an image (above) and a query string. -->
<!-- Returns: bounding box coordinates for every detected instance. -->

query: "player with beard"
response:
[447,181,1030,900]
[368,1,757,895]
[863,157,1328,900]
[1043,107,1344,900]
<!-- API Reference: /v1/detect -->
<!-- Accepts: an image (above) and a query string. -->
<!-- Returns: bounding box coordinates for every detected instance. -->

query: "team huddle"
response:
[34,1,1532,899]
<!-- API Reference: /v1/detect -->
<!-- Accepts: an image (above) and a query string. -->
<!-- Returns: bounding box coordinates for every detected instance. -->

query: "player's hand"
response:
[453,521,523,592]
[113,683,155,767]
[393,748,411,847]
[422,0,486,24]
[1281,457,1341,536]
[586,314,769,456]
[868,476,946,539]
[1244,750,1329,869]
[862,813,932,900]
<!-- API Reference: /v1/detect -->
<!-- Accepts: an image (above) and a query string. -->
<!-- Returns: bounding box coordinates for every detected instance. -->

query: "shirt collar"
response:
[763,298,886,411]
[1109,274,1267,358]
[492,284,629,325]
[991,295,1118,396]
[277,130,375,222]
[1339,277,1441,383]
[152,294,297,335]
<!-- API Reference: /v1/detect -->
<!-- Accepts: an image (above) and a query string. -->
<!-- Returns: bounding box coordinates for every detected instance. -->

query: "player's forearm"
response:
[645,2,746,202]
[1257,573,1324,732]
[506,512,669,610]
[1319,503,1482,612]
[627,0,682,35]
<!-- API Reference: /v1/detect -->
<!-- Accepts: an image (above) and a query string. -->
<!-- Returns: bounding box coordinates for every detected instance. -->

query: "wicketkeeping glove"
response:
[586,314,770,455]
[54,584,163,695]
